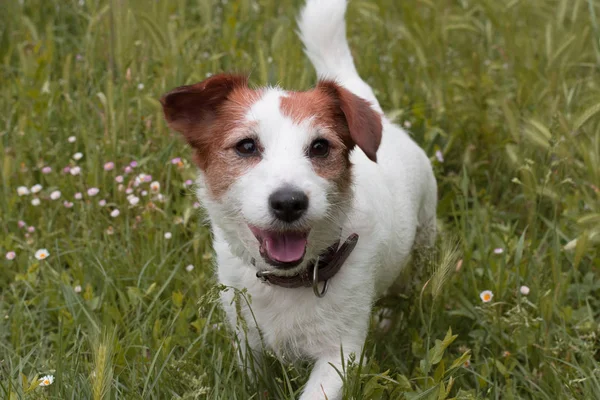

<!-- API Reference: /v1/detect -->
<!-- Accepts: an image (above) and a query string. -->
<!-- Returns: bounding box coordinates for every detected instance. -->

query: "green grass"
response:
[1,0,600,398]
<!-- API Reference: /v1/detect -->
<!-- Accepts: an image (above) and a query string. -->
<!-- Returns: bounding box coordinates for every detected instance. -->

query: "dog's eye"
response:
[309,139,330,158]
[235,138,258,156]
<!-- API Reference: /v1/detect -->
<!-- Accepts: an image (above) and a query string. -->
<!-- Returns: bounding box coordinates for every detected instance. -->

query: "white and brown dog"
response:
[160,0,437,398]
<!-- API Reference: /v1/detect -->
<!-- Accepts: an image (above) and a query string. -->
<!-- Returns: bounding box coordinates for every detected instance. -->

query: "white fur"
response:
[196,1,438,398]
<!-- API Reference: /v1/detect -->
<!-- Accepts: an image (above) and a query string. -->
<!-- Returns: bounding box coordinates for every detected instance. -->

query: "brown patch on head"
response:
[279,82,383,194]
[160,73,263,198]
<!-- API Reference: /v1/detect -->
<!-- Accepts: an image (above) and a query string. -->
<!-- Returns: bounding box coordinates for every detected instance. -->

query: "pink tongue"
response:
[263,231,307,263]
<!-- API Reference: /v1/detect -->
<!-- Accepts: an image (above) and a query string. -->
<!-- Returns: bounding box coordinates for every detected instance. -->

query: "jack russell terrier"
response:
[160,0,437,398]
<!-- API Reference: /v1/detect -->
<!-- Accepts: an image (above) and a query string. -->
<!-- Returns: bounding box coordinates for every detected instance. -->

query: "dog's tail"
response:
[297,0,383,113]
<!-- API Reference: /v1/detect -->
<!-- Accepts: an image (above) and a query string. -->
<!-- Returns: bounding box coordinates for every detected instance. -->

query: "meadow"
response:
[1,0,600,398]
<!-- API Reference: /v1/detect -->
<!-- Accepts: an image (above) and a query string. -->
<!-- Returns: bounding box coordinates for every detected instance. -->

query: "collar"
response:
[254,233,359,297]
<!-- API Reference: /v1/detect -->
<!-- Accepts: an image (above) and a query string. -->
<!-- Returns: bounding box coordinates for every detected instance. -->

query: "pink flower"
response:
[5,251,16,260]
[27,226,35,233]
[144,175,152,182]
[125,188,133,194]
[435,150,444,163]
[193,202,201,209]
[494,248,504,254]
[18,220,26,228]
[98,199,106,207]
[171,157,181,165]
[74,192,82,200]
[87,187,99,197]
[129,161,138,168]
[64,201,74,208]
[104,162,115,171]
[42,166,52,174]
[115,175,124,183]
[124,166,132,174]
[63,166,71,174]
[70,166,81,176]
[184,179,193,186]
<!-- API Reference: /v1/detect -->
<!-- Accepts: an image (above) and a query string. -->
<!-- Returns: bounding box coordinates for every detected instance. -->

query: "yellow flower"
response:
[35,249,50,260]
[480,290,493,303]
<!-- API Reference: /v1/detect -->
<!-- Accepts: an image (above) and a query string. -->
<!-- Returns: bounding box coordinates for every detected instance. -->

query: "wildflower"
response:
[87,187,99,197]
[18,220,26,228]
[73,152,83,160]
[435,150,444,163]
[144,175,152,182]
[403,120,412,129]
[70,166,81,176]
[184,179,193,187]
[130,161,138,168]
[27,226,35,233]
[125,188,133,194]
[38,375,54,386]
[115,175,124,183]
[186,264,194,272]
[502,350,511,358]
[17,186,30,196]
[106,226,114,235]
[141,190,148,196]
[150,181,160,192]
[42,166,52,174]
[104,161,115,171]
[35,249,50,260]
[193,202,201,209]
[50,190,61,200]
[164,232,172,239]
[128,196,140,206]
[31,198,41,206]
[63,166,71,174]
[31,184,43,193]
[171,157,181,165]
[493,248,504,254]
[98,199,106,207]
[74,192,82,200]
[463,360,471,368]
[110,209,120,218]
[137,83,144,90]
[74,285,82,293]
[5,251,16,260]
[519,285,530,295]
[68,136,77,143]
[64,201,74,208]
[124,166,133,174]
[480,290,494,303]
[156,194,165,202]
[118,184,124,192]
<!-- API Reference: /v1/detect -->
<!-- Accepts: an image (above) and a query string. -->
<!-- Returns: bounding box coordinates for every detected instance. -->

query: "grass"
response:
[1,0,599,398]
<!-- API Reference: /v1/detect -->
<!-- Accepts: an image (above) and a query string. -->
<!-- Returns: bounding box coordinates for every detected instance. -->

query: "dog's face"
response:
[161,74,382,271]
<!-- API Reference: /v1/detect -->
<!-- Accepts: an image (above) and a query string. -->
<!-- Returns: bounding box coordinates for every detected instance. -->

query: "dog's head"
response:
[160,74,382,272]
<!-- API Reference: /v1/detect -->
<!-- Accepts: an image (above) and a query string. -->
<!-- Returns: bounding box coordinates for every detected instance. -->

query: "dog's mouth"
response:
[250,226,309,269]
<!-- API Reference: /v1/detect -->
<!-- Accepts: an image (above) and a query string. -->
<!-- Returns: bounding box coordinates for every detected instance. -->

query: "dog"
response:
[160,0,437,398]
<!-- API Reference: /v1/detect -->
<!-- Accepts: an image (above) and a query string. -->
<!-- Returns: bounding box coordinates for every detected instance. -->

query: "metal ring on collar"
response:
[312,257,328,298]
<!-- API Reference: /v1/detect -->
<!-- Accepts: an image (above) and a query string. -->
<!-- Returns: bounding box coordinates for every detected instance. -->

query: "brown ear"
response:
[317,80,382,162]
[160,73,248,148]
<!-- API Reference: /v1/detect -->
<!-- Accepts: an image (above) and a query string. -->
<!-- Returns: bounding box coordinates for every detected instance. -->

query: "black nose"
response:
[269,188,309,222]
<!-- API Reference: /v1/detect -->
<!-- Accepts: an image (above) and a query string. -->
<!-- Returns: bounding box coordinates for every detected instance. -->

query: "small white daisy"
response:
[480,290,494,303]
[38,375,54,386]
[17,186,30,196]
[73,152,83,160]
[137,83,144,90]
[31,184,43,194]
[70,166,81,176]
[68,136,77,143]
[50,190,61,200]
[74,285,82,293]
[164,232,172,239]
[87,187,99,196]
[31,198,41,206]
[5,251,16,260]
[35,249,50,260]
[110,209,120,218]
[150,181,160,192]
[74,192,83,200]
[519,285,530,295]
[185,264,194,272]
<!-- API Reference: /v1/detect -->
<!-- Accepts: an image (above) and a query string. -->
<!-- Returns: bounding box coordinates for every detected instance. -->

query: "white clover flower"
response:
[17,186,30,196]
[519,285,530,295]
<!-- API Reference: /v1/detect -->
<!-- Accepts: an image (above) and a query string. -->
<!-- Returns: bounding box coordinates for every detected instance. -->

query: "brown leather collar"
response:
[255,233,359,289]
